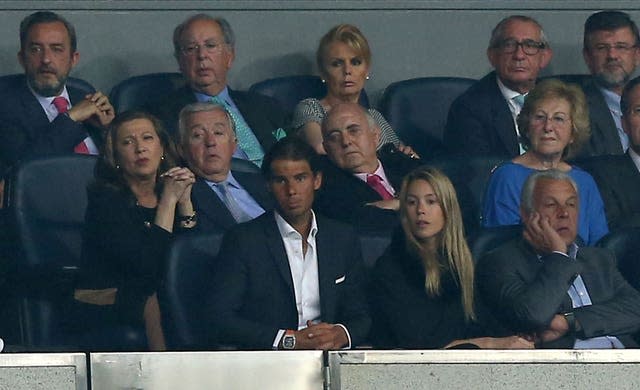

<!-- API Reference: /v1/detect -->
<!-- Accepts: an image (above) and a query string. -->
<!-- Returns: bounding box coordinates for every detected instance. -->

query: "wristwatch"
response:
[282,332,296,350]
[563,311,576,334]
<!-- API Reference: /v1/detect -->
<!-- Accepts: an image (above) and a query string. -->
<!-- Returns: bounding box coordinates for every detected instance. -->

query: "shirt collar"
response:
[354,159,387,182]
[194,85,231,104]
[274,209,318,241]
[599,85,622,115]
[29,83,71,109]
[205,171,240,188]
[496,76,525,101]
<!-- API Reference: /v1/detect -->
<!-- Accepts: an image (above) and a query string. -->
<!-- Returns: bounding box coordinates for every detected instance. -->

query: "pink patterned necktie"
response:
[366,174,394,200]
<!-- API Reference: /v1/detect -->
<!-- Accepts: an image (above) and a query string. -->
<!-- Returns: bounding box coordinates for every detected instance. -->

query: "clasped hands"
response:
[286,320,349,350]
[68,91,115,127]
[160,167,196,206]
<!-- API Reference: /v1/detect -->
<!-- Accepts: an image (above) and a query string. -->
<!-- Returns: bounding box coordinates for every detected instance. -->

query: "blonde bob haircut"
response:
[399,166,475,322]
[316,24,372,76]
[517,78,591,161]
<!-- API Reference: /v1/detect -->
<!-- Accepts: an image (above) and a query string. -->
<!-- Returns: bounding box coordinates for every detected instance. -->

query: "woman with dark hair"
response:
[483,79,608,245]
[74,111,196,351]
[371,166,533,349]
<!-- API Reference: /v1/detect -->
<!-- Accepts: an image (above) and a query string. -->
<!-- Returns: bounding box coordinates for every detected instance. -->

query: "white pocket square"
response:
[335,275,346,284]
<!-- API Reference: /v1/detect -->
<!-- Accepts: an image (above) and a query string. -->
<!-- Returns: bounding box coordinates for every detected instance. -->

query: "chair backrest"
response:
[163,232,224,350]
[597,227,640,290]
[358,232,392,270]
[248,75,369,114]
[540,74,590,86]
[431,156,505,236]
[0,74,95,95]
[469,225,522,262]
[7,155,97,348]
[379,77,476,158]
[109,72,185,113]
[9,155,97,275]
[230,158,261,174]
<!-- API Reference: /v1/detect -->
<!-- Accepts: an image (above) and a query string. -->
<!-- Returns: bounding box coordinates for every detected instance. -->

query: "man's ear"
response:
[313,171,323,191]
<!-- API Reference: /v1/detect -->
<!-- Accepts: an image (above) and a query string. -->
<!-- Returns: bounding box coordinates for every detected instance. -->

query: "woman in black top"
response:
[74,111,196,351]
[371,166,532,349]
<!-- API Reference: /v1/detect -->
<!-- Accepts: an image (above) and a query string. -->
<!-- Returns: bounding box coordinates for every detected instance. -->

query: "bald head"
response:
[321,103,380,173]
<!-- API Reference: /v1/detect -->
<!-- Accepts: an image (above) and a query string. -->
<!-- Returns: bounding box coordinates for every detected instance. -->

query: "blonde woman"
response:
[371,167,533,349]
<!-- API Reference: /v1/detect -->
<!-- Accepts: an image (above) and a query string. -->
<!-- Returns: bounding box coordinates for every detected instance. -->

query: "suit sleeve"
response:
[444,97,495,157]
[477,246,580,332]
[207,227,281,349]
[335,229,372,347]
[574,250,640,338]
[0,111,89,171]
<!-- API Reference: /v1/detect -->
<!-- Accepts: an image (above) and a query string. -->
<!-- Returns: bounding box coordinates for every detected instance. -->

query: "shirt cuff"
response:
[552,251,569,257]
[335,324,351,349]
[272,329,286,350]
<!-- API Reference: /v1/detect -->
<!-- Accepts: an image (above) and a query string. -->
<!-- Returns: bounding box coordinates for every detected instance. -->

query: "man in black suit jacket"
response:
[445,15,552,158]
[178,101,272,232]
[577,10,640,158]
[316,102,421,232]
[208,137,370,350]
[150,14,288,166]
[0,11,114,179]
[577,75,640,228]
[477,169,640,348]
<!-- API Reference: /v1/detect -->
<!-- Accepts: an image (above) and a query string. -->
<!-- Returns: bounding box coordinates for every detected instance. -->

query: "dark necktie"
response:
[366,174,394,200]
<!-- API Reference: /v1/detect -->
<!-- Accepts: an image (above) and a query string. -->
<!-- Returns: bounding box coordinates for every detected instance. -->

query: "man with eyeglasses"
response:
[577,10,640,158]
[445,15,552,159]
[151,14,288,167]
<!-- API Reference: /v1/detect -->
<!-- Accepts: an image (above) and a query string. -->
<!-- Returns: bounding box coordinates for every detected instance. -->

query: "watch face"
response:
[283,335,295,349]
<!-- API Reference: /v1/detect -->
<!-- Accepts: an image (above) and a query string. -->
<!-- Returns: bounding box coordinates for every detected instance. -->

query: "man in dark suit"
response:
[577,10,640,158]
[178,101,272,233]
[208,137,371,350]
[577,76,640,228]
[316,102,421,232]
[477,169,640,348]
[0,11,114,181]
[150,14,288,167]
[445,15,552,158]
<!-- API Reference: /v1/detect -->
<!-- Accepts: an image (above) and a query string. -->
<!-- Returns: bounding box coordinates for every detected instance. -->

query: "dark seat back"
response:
[163,232,224,350]
[7,155,97,348]
[379,77,476,158]
[109,72,185,113]
[248,75,369,114]
[469,225,523,262]
[597,227,640,290]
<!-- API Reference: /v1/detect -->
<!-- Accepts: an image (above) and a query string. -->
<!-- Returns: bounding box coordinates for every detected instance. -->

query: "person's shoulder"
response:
[230,88,280,107]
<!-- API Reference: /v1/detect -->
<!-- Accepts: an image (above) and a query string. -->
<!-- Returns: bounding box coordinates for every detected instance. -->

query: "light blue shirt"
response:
[195,87,251,160]
[552,244,624,349]
[599,86,629,152]
[205,172,265,220]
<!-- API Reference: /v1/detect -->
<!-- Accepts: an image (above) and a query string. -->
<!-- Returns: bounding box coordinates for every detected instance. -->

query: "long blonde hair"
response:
[399,167,475,321]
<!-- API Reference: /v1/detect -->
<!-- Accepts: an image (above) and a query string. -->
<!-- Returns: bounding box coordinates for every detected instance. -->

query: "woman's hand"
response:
[159,167,196,204]
[397,143,420,159]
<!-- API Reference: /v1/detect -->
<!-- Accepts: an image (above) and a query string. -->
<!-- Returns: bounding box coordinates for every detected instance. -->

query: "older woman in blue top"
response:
[483,79,608,245]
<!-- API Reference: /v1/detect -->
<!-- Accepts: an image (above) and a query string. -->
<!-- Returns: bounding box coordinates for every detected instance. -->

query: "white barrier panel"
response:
[0,353,87,390]
[328,350,640,390]
[90,351,324,390]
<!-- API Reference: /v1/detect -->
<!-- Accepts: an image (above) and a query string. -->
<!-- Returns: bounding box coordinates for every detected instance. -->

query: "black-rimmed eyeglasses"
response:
[495,39,546,55]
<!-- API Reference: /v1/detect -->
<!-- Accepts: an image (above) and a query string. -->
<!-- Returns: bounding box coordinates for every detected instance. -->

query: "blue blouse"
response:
[482,162,609,245]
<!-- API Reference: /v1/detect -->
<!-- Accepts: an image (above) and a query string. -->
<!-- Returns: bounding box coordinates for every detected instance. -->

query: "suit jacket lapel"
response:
[261,212,295,297]
[489,76,518,156]
[17,81,50,131]
[192,178,237,230]
[315,216,337,320]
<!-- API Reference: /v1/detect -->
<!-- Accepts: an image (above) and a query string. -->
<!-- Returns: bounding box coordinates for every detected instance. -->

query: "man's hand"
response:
[536,314,570,345]
[290,321,349,350]
[366,198,400,211]
[68,92,115,127]
[523,212,567,254]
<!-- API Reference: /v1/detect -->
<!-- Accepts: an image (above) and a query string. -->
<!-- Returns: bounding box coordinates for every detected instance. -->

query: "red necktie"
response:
[366,174,394,200]
[52,96,68,114]
[53,96,90,154]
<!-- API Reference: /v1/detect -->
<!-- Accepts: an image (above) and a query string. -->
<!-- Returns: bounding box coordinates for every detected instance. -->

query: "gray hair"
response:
[178,102,236,145]
[173,14,235,59]
[488,15,550,50]
[520,169,578,213]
